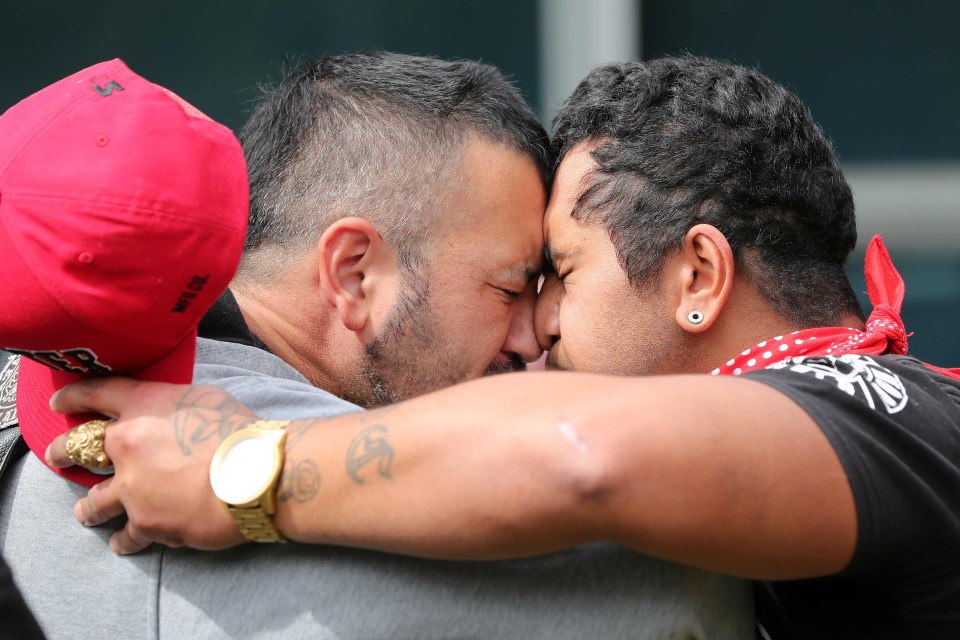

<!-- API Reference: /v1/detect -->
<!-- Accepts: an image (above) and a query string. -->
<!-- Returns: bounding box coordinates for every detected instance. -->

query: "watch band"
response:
[227,506,287,543]
[223,419,290,543]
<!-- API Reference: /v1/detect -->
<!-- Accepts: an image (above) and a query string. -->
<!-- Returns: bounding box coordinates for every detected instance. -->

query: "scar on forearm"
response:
[278,458,322,503]
[173,386,256,456]
[346,424,394,484]
[558,421,589,454]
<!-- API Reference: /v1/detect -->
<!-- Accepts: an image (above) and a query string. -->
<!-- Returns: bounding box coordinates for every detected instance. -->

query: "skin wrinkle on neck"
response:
[230,285,339,392]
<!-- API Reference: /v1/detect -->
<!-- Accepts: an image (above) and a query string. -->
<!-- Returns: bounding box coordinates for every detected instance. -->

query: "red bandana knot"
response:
[865,303,909,355]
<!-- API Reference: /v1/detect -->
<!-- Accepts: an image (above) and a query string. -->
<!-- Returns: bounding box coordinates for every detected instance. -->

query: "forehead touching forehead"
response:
[430,135,546,282]
[543,141,609,267]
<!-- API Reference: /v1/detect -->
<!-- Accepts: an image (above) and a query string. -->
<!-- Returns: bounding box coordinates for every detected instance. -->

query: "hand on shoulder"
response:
[46,378,253,553]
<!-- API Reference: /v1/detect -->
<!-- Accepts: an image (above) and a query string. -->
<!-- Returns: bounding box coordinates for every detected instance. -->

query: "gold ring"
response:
[64,419,114,473]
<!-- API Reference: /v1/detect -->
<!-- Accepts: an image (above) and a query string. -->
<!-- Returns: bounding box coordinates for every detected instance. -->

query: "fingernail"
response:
[73,502,85,525]
[43,444,52,465]
[48,389,60,409]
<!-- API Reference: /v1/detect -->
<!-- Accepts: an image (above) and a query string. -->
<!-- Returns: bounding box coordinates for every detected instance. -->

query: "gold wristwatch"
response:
[209,420,290,543]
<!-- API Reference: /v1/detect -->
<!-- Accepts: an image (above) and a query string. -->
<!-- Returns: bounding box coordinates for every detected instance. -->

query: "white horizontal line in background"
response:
[845,162,960,255]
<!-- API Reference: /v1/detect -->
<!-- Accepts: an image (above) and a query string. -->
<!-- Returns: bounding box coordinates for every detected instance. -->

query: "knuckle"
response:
[104,427,133,458]
[124,522,150,546]
[81,496,105,523]
[131,511,172,540]
[126,519,167,546]
[76,377,109,402]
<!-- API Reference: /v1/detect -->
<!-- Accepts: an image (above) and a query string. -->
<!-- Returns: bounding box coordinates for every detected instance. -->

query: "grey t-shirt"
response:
[0,338,755,639]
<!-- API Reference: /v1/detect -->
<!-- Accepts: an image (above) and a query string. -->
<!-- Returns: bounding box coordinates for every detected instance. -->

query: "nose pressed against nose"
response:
[503,282,543,363]
[534,275,561,351]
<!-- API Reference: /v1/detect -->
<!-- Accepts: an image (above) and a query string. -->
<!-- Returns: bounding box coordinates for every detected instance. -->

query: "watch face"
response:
[210,431,278,506]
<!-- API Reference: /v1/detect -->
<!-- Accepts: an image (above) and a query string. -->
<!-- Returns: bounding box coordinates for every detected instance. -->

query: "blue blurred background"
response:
[4,0,958,363]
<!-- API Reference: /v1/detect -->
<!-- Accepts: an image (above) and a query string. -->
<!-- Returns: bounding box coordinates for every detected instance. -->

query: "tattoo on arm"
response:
[173,386,256,456]
[285,418,325,448]
[346,425,394,484]
[278,458,322,503]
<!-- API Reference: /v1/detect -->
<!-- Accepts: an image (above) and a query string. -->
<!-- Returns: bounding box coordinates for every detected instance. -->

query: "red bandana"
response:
[712,235,960,380]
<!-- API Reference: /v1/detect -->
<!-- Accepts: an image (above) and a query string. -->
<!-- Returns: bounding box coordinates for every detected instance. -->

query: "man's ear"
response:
[672,224,735,333]
[316,217,394,334]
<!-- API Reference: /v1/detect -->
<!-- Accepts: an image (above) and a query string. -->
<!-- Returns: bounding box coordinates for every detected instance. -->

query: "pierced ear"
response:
[673,224,735,333]
[316,217,387,333]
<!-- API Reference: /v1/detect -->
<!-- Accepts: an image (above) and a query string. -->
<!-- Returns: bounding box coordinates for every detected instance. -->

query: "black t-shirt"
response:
[747,354,960,639]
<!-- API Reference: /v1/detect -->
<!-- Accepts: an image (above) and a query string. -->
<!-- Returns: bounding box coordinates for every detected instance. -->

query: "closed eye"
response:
[498,287,523,300]
[542,270,566,285]
[541,259,568,284]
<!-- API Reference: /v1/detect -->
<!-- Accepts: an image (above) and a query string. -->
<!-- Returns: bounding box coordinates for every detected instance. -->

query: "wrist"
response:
[209,420,290,543]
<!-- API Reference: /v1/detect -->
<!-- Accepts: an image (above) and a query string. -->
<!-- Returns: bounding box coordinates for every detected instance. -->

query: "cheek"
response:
[557,287,630,370]
[558,295,602,355]
[441,296,512,351]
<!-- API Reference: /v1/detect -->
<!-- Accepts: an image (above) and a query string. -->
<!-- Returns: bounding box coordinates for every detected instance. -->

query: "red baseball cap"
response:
[0,59,249,486]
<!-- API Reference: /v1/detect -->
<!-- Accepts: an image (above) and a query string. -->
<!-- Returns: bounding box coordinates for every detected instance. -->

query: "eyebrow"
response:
[498,264,540,284]
[543,242,568,269]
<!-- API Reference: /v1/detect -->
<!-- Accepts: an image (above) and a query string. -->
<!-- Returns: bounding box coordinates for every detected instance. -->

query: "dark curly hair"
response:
[552,55,863,327]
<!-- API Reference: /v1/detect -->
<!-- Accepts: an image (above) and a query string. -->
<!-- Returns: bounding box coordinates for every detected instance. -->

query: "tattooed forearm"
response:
[278,457,322,503]
[346,424,394,484]
[173,386,256,456]
[285,418,327,448]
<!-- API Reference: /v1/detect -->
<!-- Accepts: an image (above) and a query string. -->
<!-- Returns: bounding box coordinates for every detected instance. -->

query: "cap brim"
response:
[17,332,196,487]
